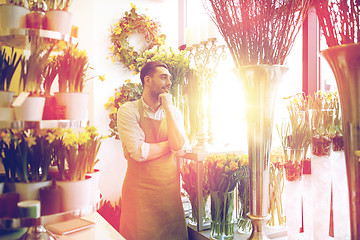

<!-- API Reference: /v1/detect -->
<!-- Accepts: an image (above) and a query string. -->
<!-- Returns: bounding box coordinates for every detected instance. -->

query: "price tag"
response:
[11,92,30,107]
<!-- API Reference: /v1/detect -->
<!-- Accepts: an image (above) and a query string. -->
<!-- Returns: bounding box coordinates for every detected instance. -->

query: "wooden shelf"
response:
[0,28,77,49]
[0,120,88,129]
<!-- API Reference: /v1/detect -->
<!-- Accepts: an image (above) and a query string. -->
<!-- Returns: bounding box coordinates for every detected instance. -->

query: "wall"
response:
[69,0,179,203]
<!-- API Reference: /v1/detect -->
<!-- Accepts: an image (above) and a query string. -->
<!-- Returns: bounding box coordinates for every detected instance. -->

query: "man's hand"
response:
[159,93,173,110]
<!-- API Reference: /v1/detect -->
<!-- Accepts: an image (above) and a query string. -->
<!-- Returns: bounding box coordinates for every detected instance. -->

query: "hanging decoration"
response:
[109,3,165,72]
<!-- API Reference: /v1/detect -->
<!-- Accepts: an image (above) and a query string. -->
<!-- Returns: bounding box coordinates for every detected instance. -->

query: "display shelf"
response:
[0,196,103,230]
[0,120,89,129]
[0,28,78,49]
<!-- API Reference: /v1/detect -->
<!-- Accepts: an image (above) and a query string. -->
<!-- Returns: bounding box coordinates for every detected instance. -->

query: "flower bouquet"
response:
[205,153,241,240]
[179,158,210,227]
[105,79,143,140]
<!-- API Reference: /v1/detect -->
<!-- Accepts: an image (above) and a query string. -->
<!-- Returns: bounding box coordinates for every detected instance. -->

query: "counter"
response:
[0,212,125,240]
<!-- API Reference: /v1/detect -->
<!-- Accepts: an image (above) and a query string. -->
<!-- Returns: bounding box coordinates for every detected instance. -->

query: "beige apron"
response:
[119,100,188,240]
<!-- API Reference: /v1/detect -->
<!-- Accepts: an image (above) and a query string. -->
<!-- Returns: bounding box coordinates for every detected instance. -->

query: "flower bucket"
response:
[0,90,14,107]
[0,107,14,121]
[210,190,235,240]
[45,10,72,35]
[86,169,101,204]
[13,96,45,121]
[56,176,92,212]
[54,92,88,121]
[14,180,52,201]
[0,4,29,30]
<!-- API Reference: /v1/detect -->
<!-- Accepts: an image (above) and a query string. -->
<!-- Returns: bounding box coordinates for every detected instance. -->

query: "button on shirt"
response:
[117,98,189,162]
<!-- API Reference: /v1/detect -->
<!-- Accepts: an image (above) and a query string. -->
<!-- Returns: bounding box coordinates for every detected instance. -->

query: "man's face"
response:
[147,67,172,98]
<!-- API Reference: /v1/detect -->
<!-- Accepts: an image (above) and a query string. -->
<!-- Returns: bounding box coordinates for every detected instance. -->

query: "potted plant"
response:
[55,127,100,211]
[0,0,29,30]
[44,0,73,35]
[15,42,54,121]
[0,129,53,201]
[53,44,90,120]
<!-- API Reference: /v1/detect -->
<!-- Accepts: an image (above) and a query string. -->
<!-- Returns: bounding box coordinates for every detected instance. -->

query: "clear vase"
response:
[268,162,286,229]
[234,65,288,239]
[237,168,252,234]
[331,148,350,239]
[311,138,332,240]
[283,148,304,240]
[189,194,210,227]
[210,190,235,240]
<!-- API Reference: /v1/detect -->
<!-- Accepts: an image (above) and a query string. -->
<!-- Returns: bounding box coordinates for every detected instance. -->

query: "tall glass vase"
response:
[234,65,288,239]
[283,148,304,240]
[331,135,350,239]
[210,190,235,240]
[311,135,332,240]
[320,43,360,239]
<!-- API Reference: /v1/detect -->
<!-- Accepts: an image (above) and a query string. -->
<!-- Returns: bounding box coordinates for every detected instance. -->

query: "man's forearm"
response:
[164,107,186,151]
[147,141,171,160]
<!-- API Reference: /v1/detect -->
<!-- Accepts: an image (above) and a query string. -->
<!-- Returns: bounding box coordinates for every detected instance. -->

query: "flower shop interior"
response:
[0,0,359,239]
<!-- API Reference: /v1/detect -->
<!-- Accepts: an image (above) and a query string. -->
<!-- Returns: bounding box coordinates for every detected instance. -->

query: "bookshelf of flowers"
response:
[0,1,107,236]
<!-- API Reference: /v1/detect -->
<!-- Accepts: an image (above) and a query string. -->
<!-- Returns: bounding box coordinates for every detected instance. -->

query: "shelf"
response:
[0,28,78,49]
[0,120,89,129]
[0,197,102,230]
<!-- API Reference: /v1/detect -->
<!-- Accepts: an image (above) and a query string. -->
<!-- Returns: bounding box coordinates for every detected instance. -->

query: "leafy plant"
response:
[105,80,143,139]
[135,45,190,86]
[55,44,89,93]
[57,127,105,181]
[42,60,58,96]
[44,0,73,11]
[20,42,54,95]
[0,47,23,91]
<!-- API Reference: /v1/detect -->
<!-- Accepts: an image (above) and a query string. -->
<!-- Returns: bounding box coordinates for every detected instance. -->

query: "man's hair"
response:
[140,61,168,85]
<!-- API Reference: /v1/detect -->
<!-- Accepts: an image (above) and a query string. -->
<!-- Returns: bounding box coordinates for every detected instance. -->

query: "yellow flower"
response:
[46,132,56,144]
[125,79,131,84]
[111,106,118,114]
[25,135,36,148]
[130,3,137,10]
[114,27,122,35]
[53,128,65,139]
[99,75,106,82]
[78,131,90,145]
[108,96,115,103]
[115,91,121,98]
[63,132,78,148]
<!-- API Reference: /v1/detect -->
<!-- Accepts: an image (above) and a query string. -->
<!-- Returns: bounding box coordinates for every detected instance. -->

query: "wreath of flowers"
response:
[109,4,165,72]
[104,79,143,140]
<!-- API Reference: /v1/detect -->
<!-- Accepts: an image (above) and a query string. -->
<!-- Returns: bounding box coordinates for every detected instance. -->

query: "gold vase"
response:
[234,65,288,240]
[320,43,360,239]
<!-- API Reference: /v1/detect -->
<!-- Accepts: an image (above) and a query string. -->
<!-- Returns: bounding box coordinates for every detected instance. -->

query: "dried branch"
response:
[204,0,311,66]
[315,0,360,47]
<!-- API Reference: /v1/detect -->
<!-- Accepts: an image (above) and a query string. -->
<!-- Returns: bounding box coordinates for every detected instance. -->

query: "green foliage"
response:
[0,47,23,91]
[20,43,54,95]
[44,0,73,11]
[135,45,190,87]
[105,80,143,140]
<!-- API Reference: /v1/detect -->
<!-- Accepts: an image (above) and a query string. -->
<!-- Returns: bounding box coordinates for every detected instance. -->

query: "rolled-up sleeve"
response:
[117,102,149,162]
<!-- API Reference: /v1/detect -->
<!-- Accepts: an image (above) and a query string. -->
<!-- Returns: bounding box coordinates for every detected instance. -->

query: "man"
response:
[117,61,188,240]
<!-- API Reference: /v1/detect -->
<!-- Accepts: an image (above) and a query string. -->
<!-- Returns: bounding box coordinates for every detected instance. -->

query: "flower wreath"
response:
[109,4,165,72]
